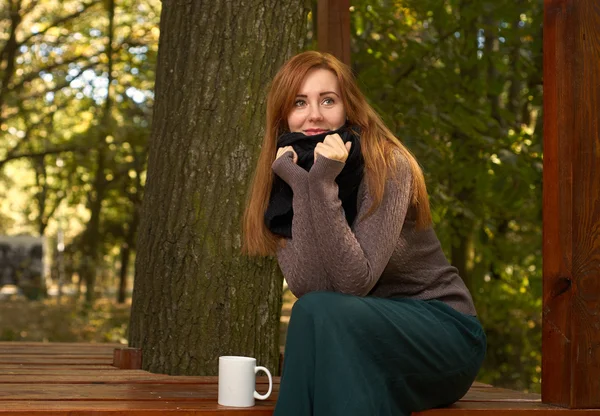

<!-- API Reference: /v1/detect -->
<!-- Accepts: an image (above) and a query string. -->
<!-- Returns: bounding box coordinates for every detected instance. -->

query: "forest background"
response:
[0,0,543,393]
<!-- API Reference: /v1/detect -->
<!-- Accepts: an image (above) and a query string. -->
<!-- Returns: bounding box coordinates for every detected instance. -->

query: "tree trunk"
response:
[129,0,309,376]
[117,243,130,304]
[0,1,22,120]
[483,16,501,126]
[450,226,473,291]
[82,0,116,305]
[81,179,102,304]
[118,209,139,304]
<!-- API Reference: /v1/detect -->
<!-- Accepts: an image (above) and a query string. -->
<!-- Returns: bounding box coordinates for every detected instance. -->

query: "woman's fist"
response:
[276,146,298,164]
[314,133,352,163]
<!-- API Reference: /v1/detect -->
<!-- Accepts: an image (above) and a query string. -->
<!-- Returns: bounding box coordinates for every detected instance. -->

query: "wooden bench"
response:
[0,342,598,415]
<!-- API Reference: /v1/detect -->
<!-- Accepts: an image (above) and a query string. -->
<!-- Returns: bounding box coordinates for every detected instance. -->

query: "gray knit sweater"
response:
[272,150,477,316]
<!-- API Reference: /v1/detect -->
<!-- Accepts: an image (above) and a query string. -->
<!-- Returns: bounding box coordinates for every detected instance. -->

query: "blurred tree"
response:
[0,0,102,163]
[0,0,159,301]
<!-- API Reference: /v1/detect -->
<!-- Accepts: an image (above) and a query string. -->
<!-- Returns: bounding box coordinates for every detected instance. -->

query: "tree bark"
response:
[129,0,309,376]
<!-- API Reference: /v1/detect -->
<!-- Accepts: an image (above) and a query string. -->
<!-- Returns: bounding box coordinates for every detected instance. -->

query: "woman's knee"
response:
[292,291,359,324]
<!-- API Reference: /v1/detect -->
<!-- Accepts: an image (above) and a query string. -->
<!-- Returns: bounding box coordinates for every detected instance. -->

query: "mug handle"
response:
[254,366,272,400]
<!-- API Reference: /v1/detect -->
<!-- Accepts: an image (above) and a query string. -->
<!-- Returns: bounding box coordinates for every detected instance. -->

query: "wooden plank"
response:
[471,381,494,389]
[0,342,121,349]
[1,354,113,359]
[317,0,351,65]
[0,369,147,376]
[0,374,278,384]
[0,383,278,401]
[417,402,600,415]
[0,383,517,405]
[0,346,121,355]
[0,342,121,346]
[0,400,275,415]
[0,401,598,416]
[461,387,540,403]
[0,397,598,415]
[542,0,600,409]
[0,356,114,365]
[0,343,121,354]
[0,364,119,370]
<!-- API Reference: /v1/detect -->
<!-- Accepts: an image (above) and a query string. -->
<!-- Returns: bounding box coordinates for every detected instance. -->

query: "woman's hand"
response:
[314,134,352,163]
[276,146,298,164]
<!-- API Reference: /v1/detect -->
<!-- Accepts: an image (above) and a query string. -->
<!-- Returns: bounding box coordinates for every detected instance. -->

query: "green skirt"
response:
[274,292,486,416]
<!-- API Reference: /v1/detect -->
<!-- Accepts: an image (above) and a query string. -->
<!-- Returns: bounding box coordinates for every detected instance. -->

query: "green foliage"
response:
[347,0,543,392]
[0,0,159,297]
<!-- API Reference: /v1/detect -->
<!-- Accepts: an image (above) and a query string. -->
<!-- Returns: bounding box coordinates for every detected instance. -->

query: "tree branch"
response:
[18,0,103,46]
[0,145,85,169]
[0,1,22,106]
[42,192,65,231]
[394,26,461,83]
[10,53,99,92]
[19,60,100,102]
[21,0,40,16]
[1,97,70,158]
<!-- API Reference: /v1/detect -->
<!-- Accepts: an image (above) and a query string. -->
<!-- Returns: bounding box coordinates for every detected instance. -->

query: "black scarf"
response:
[264,124,364,238]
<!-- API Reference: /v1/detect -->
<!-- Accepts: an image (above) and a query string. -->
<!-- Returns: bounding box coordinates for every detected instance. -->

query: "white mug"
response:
[218,356,273,407]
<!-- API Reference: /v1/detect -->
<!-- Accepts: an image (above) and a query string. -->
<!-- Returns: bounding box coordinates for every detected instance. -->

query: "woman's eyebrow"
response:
[295,91,340,97]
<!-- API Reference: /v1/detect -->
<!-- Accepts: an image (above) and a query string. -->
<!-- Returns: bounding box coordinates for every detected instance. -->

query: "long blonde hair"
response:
[242,51,431,256]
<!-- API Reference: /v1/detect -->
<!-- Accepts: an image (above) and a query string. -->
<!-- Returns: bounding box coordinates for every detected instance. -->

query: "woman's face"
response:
[287,68,346,136]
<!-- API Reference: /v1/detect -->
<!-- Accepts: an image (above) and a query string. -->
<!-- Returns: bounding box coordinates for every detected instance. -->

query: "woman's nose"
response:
[308,105,323,122]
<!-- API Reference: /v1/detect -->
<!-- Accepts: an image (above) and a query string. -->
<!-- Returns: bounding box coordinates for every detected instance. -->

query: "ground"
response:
[0,286,297,349]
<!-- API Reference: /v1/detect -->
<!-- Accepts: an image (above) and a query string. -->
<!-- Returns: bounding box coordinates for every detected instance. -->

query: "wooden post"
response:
[318,0,351,65]
[113,347,143,370]
[542,0,600,408]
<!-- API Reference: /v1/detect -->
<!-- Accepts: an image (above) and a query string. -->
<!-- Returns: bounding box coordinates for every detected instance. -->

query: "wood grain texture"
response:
[318,0,351,65]
[416,403,600,415]
[1,342,599,415]
[0,374,277,384]
[0,383,278,401]
[113,348,143,369]
[543,0,600,408]
[0,401,276,415]
[0,342,122,355]
[0,356,113,365]
[0,364,118,370]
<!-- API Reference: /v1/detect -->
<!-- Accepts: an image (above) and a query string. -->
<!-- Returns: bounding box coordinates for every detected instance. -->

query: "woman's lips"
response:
[304,129,327,136]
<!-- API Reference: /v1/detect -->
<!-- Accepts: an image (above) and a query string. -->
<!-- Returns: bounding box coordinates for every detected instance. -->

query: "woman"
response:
[243,51,486,416]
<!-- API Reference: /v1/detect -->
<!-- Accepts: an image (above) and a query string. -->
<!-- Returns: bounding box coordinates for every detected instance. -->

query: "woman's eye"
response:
[322,97,334,105]
[294,99,306,107]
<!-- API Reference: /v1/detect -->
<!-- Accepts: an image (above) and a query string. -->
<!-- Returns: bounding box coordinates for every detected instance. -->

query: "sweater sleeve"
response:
[272,152,331,297]
[307,151,412,296]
